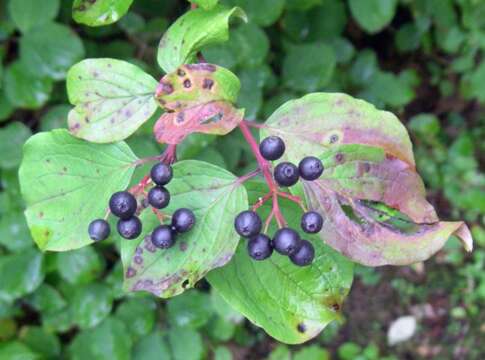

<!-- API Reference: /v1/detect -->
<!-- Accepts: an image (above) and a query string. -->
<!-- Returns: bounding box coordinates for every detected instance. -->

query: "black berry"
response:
[274,162,299,187]
[171,208,196,233]
[151,225,175,249]
[234,210,262,238]
[117,216,142,239]
[247,234,273,260]
[301,211,323,234]
[109,191,137,219]
[88,219,110,241]
[150,163,173,186]
[298,156,324,181]
[273,227,300,255]
[259,136,285,161]
[148,186,170,209]
[289,240,315,266]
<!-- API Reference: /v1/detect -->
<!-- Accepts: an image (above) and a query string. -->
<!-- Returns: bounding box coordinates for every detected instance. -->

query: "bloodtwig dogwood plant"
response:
[18,2,473,344]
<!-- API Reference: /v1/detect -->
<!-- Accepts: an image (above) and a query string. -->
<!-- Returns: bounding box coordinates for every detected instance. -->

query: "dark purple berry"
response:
[234,210,262,238]
[274,162,299,187]
[109,191,137,219]
[150,163,173,186]
[301,211,323,234]
[289,240,315,266]
[171,208,196,233]
[151,225,175,249]
[117,216,142,239]
[273,228,300,255]
[88,219,110,241]
[298,156,324,181]
[148,186,170,209]
[247,234,273,260]
[259,136,285,161]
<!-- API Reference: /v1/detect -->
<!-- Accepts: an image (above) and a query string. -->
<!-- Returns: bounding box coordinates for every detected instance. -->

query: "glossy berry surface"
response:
[234,210,262,238]
[148,186,170,209]
[301,211,323,234]
[247,234,273,260]
[289,240,315,266]
[109,191,137,219]
[259,136,285,161]
[150,163,173,185]
[273,227,300,255]
[274,162,299,187]
[151,225,175,249]
[298,156,324,181]
[117,216,142,239]
[172,208,196,233]
[88,219,110,241]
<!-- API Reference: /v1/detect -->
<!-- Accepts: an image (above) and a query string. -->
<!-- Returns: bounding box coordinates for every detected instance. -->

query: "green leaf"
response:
[0,211,33,252]
[40,104,71,131]
[168,327,204,360]
[0,92,14,121]
[132,331,171,360]
[20,326,61,359]
[230,23,269,67]
[19,129,138,251]
[214,346,232,360]
[349,0,397,34]
[157,5,247,73]
[294,345,330,360]
[4,61,53,110]
[365,71,415,107]
[0,122,31,169]
[69,318,133,360]
[208,181,354,344]
[167,290,213,328]
[56,247,104,285]
[8,0,60,32]
[0,341,40,360]
[0,248,44,303]
[20,22,85,81]
[71,284,113,329]
[121,160,248,298]
[283,43,336,92]
[189,0,219,10]
[66,58,158,143]
[26,284,67,315]
[73,0,134,27]
[115,297,157,340]
[223,0,285,27]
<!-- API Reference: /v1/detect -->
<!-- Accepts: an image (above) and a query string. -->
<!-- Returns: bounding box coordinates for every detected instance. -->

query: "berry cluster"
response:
[259,136,324,186]
[233,135,325,267]
[88,163,195,250]
[234,209,323,266]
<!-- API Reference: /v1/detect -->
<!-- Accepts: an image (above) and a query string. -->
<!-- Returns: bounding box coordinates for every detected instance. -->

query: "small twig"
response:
[263,209,274,233]
[277,192,307,212]
[237,169,261,185]
[242,120,266,129]
[252,192,272,211]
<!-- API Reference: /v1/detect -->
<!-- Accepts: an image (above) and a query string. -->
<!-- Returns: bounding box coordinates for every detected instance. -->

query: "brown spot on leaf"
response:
[176,112,185,124]
[126,267,136,278]
[38,212,44,218]
[329,134,339,144]
[335,153,344,163]
[134,255,143,265]
[177,69,186,77]
[202,78,214,90]
[179,242,188,251]
[297,323,306,333]
[183,79,191,88]
[182,279,190,289]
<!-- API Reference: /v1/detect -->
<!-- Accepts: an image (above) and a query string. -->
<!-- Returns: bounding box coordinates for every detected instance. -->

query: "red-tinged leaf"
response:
[155,63,240,112]
[303,183,472,266]
[318,144,437,223]
[262,92,415,166]
[261,93,473,266]
[154,101,244,144]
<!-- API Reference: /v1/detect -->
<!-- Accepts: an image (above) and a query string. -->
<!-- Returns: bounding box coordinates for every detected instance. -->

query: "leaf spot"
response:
[182,279,190,289]
[335,153,344,163]
[202,78,214,90]
[179,242,188,251]
[329,134,339,144]
[297,323,306,333]
[126,267,136,278]
[183,79,191,88]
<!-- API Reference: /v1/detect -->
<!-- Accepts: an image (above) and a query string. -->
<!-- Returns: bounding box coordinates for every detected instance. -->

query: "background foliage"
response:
[0,0,484,358]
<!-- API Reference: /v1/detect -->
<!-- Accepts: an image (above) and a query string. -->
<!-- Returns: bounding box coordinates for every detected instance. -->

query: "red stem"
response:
[238,121,276,192]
